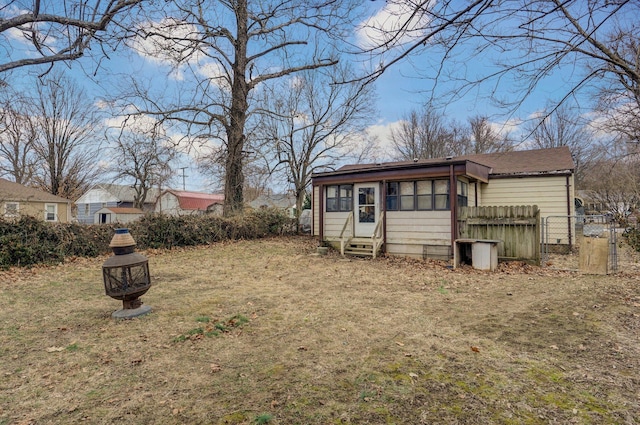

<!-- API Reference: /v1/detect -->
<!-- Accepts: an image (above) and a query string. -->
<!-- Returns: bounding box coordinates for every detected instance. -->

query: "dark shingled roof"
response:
[460,147,575,175]
[333,147,574,177]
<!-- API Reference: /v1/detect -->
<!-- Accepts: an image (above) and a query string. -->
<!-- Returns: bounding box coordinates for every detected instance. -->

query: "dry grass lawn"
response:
[1,236,639,424]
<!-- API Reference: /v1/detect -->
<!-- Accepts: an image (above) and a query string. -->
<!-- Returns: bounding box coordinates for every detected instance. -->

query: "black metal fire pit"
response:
[102,228,152,319]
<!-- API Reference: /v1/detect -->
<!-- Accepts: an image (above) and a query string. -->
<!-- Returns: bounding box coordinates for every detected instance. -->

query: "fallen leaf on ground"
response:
[45,346,65,352]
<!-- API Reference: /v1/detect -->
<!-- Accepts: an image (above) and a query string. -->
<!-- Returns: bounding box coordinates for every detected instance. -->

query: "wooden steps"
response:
[343,238,376,257]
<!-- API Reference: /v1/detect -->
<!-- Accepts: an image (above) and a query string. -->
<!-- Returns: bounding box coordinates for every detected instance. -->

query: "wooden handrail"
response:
[339,211,354,256]
[371,211,385,259]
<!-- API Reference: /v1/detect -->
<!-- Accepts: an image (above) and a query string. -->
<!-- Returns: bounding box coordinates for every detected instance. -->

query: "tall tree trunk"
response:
[224,0,249,217]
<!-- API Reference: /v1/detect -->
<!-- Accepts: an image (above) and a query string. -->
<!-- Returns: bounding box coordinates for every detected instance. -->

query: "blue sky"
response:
[1,1,601,193]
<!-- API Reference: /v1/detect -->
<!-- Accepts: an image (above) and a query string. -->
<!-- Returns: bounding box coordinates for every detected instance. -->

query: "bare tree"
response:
[255,64,376,220]
[524,105,593,186]
[30,72,102,200]
[595,27,640,146]
[0,90,37,183]
[360,1,640,146]
[581,155,640,219]
[468,115,512,154]
[391,106,458,160]
[126,0,359,216]
[0,0,144,73]
[196,144,268,202]
[108,122,176,208]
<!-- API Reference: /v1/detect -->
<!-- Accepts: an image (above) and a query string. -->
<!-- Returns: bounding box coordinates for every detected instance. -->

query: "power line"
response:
[178,167,188,190]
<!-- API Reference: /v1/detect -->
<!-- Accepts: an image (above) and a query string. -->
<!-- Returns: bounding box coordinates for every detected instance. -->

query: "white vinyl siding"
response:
[323,211,352,241]
[385,210,451,259]
[469,181,480,207]
[156,193,181,215]
[479,176,573,217]
[480,175,575,245]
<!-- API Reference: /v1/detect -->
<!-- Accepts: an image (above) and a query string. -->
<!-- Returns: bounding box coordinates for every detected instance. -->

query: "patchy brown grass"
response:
[1,236,639,425]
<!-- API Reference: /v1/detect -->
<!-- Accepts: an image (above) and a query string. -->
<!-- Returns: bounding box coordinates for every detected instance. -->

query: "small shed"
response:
[94,207,145,224]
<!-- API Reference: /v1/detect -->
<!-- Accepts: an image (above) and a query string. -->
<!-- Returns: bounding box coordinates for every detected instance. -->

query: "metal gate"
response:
[541,215,617,273]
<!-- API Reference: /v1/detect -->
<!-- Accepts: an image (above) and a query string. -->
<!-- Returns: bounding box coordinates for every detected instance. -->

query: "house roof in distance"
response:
[161,190,225,211]
[99,207,145,214]
[248,194,295,210]
[326,147,574,178]
[0,178,71,203]
[100,184,161,203]
[77,184,162,204]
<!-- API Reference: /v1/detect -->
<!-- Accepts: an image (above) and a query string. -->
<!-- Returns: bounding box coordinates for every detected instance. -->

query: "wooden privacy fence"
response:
[458,205,540,265]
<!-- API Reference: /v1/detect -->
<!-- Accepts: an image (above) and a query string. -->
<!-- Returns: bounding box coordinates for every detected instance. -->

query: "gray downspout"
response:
[566,175,572,250]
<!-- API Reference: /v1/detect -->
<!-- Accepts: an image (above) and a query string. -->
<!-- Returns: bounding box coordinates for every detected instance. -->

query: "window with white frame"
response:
[45,204,57,222]
[4,202,19,217]
[325,185,353,212]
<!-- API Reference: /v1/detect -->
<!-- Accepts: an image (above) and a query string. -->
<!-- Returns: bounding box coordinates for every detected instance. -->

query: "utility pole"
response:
[179,167,188,190]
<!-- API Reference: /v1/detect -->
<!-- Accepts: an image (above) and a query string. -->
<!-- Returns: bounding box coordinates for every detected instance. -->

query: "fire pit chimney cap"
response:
[109,228,136,248]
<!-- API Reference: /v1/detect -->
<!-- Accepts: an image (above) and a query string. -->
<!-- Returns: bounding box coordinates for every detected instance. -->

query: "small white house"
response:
[311,147,576,260]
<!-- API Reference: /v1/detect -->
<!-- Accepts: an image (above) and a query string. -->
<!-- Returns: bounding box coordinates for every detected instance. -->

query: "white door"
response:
[354,183,379,237]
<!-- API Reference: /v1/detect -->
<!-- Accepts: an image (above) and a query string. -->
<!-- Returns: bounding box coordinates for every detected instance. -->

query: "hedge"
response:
[623,226,640,253]
[0,208,296,269]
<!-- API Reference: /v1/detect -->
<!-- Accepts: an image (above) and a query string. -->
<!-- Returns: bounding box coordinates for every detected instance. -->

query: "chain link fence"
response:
[541,215,617,273]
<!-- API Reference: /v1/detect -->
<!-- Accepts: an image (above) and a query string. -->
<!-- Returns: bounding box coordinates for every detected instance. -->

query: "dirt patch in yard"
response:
[0,236,639,424]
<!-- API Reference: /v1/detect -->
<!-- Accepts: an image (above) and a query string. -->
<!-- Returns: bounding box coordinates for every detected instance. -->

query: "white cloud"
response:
[130,18,236,86]
[492,117,523,138]
[129,18,206,81]
[196,61,229,88]
[104,112,161,135]
[356,1,433,50]
[1,5,59,52]
[365,119,404,160]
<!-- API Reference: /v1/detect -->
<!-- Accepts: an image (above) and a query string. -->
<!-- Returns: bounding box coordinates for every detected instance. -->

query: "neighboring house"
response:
[0,178,72,223]
[577,189,628,217]
[75,184,160,224]
[247,194,297,218]
[311,147,576,259]
[94,207,145,224]
[155,190,225,216]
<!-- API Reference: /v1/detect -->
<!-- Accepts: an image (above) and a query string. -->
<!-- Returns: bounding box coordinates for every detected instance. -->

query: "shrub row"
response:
[0,208,296,269]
